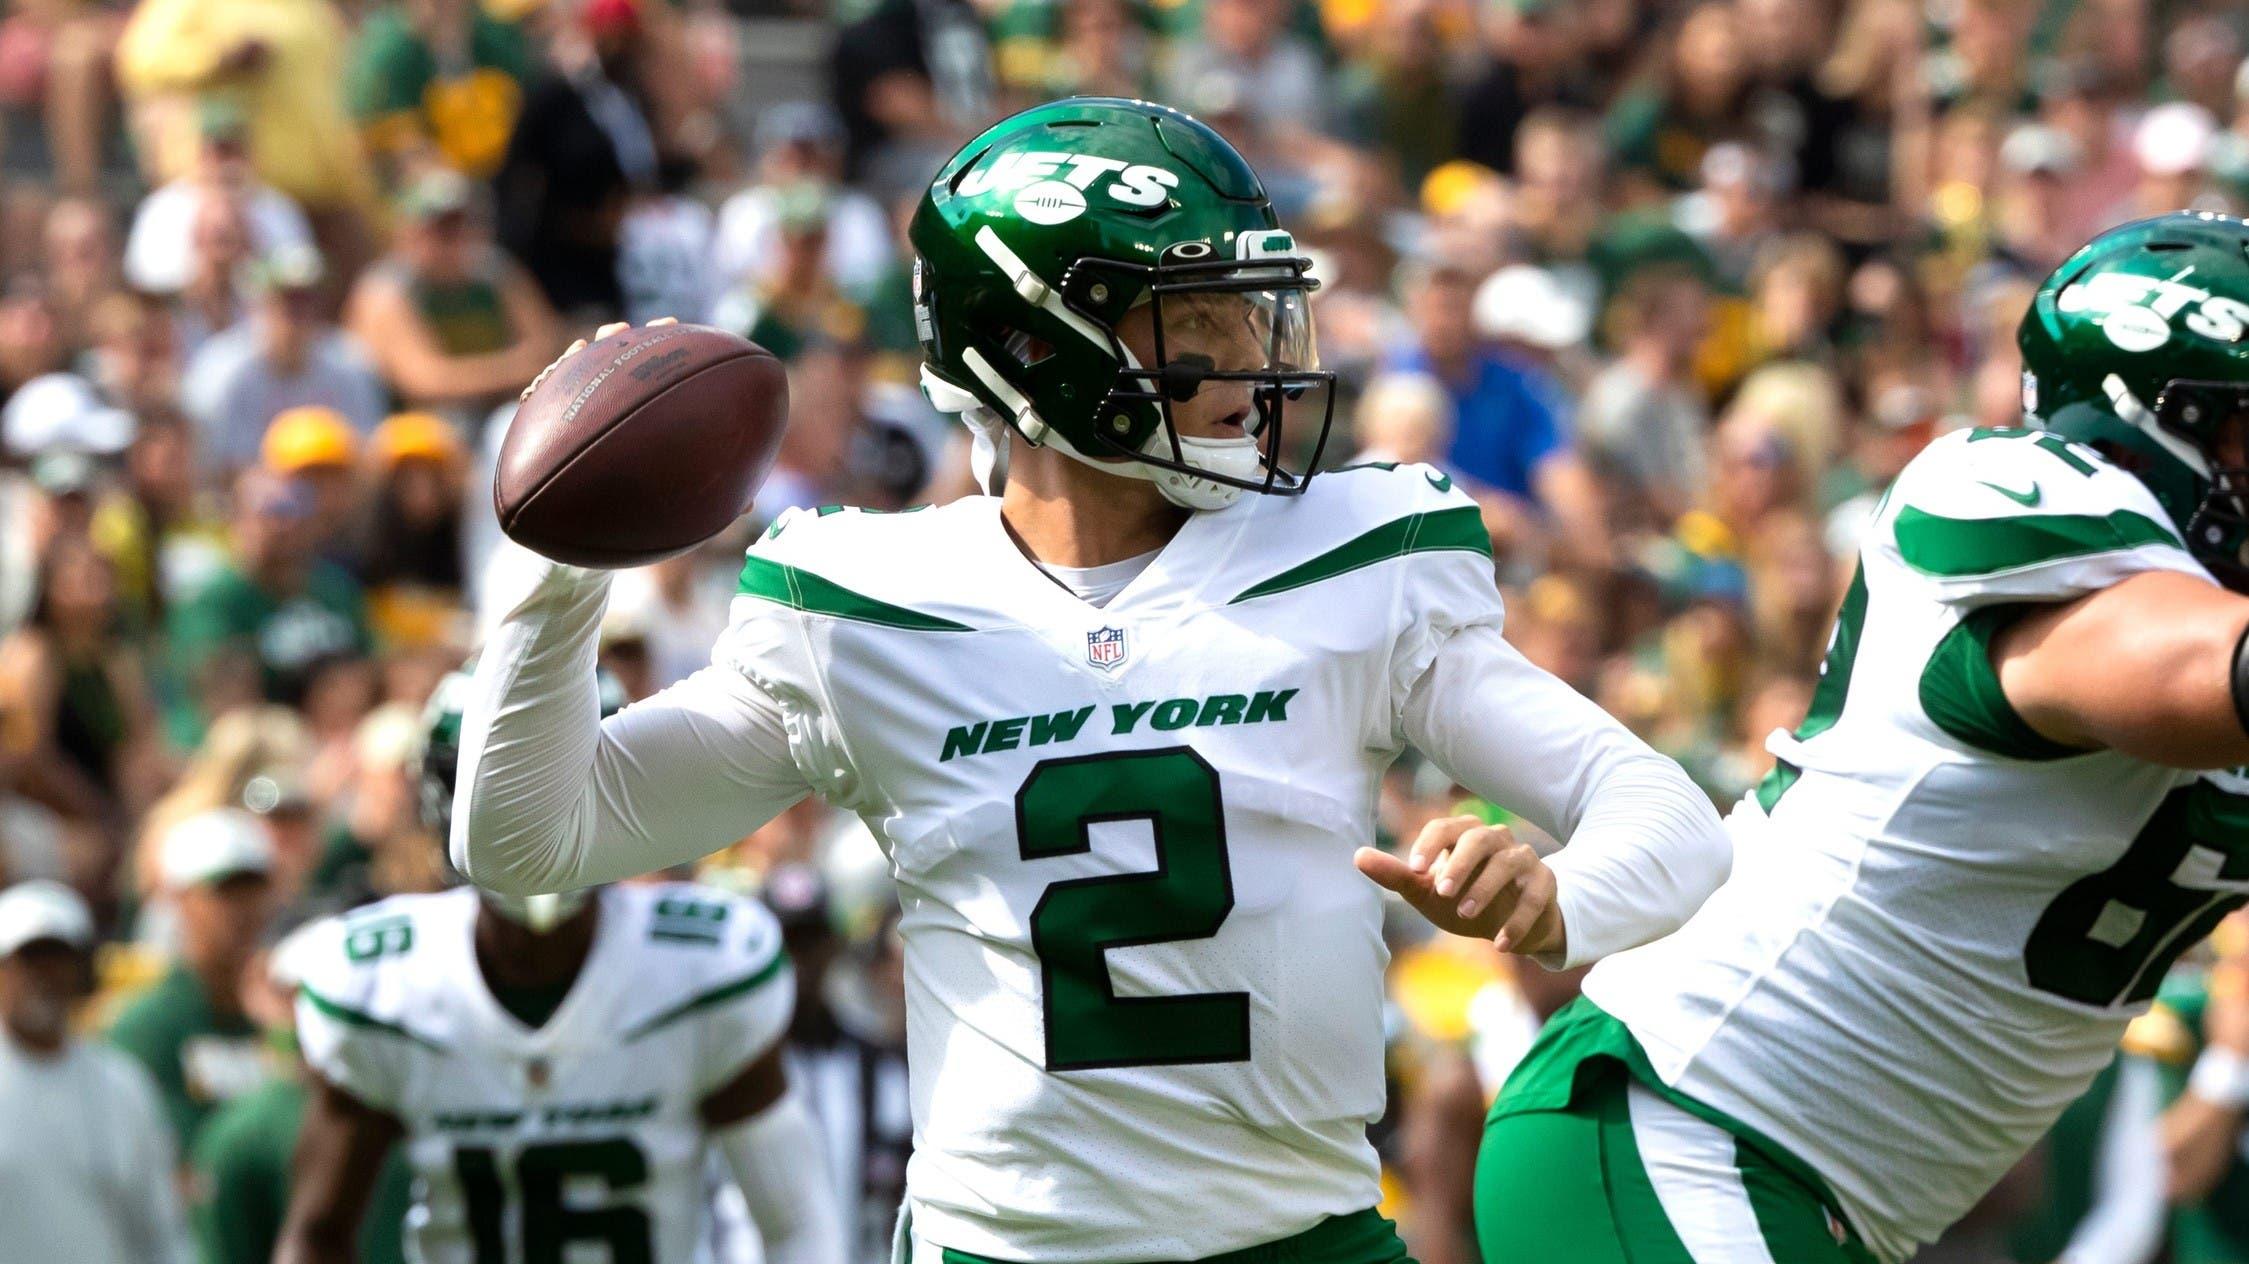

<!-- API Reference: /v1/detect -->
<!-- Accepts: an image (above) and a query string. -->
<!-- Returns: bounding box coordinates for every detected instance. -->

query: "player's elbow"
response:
[1631,753,1733,893]
[449,799,582,897]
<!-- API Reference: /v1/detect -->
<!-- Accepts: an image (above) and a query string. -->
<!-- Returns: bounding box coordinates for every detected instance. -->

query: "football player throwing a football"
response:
[450,98,1730,1264]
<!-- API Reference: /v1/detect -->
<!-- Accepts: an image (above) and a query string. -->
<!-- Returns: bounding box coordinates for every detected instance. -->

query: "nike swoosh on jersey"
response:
[1425,470,1453,492]
[1978,480,2042,507]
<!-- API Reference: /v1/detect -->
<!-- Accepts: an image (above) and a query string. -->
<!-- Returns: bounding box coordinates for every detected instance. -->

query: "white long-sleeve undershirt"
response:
[453,550,1729,966]
[1400,622,1729,967]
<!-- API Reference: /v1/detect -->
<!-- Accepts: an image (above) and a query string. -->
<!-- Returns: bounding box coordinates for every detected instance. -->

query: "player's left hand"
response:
[1355,816,1565,958]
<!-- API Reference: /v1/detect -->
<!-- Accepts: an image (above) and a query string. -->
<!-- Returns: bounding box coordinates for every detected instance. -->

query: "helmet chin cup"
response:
[483,890,588,934]
[1145,433,1260,510]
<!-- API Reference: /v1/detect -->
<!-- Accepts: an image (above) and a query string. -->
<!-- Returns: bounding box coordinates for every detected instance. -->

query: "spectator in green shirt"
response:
[348,0,530,182]
[192,918,410,1264]
[110,808,277,1152]
[167,469,371,724]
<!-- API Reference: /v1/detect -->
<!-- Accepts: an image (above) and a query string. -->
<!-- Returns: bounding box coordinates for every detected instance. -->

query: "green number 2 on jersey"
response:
[1016,748,1252,1071]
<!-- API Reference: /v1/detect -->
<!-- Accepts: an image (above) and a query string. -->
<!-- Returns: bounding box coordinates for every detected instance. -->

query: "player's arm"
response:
[273,1075,405,1264]
[1994,570,2249,768]
[1395,1048,1486,1264]
[2162,959,2249,1203]
[700,1041,846,1264]
[1363,624,1731,967]
[2054,1056,2167,1264]
[450,540,814,895]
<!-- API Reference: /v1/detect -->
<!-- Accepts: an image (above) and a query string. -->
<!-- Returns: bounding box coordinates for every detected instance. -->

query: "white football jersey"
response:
[1587,427,2249,1263]
[710,464,1499,1261]
[295,883,793,1264]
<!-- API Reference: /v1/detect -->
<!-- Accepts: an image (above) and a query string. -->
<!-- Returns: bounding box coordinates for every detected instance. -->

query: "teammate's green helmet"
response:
[909,97,1333,510]
[414,661,627,931]
[2019,211,2249,588]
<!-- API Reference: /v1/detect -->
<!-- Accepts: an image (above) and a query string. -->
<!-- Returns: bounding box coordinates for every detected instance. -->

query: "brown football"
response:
[495,324,787,569]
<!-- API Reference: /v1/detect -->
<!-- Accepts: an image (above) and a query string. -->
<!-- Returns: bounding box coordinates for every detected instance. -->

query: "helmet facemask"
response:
[927,228,1337,512]
[1076,242,1334,509]
[911,99,1342,508]
[2155,380,2249,590]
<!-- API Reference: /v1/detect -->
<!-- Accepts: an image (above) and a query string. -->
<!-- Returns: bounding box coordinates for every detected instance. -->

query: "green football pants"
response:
[1476,1074,1877,1264]
[934,1208,1414,1264]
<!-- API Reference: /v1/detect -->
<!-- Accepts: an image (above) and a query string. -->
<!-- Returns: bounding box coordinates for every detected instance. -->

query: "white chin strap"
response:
[921,362,1254,511]
[483,889,590,934]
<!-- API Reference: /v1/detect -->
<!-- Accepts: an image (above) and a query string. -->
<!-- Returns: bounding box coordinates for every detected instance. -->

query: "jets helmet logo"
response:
[2056,267,2249,352]
[1015,181,1088,225]
[957,150,1182,216]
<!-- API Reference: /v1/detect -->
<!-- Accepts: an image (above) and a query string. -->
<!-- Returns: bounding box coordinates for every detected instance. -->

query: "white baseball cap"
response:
[2135,102,2217,177]
[1,373,134,458]
[1473,264,1593,350]
[0,880,94,957]
[160,808,275,890]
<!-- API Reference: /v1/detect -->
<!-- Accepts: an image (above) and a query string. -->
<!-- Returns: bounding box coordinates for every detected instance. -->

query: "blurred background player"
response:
[272,664,843,1264]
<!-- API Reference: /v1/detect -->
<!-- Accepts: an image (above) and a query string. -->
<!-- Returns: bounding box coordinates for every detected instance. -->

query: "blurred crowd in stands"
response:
[1,0,2248,1260]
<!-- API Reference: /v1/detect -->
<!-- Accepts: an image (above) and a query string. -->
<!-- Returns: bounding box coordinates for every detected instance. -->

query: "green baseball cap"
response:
[241,241,327,293]
[399,169,475,221]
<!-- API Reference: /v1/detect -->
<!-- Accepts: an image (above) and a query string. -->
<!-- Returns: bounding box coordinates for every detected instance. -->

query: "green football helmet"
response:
[414,660,628,932]
[2019,211,2249,589]
[909,97,1333,510]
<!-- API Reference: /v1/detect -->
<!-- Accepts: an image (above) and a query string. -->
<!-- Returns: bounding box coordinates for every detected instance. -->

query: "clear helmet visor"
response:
[1144,284,1319,429]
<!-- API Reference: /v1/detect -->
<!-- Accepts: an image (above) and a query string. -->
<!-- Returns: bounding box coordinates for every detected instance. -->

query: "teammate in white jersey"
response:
[1467,212,2249,1264]
[449,97,1730,1264]
[274,669,843,1264]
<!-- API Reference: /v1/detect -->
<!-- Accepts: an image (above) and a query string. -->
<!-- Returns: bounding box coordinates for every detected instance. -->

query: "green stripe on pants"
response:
[936,1209,1412,1264]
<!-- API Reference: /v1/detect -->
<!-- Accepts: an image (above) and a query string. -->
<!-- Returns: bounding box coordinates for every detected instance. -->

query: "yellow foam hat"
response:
[373,411,464,468]
[261,406,359,473]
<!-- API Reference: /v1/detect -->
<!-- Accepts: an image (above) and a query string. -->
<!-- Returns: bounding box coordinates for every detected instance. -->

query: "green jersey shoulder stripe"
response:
[738,555,973,631]
[300,985,446,1052]
[624,949,791,1041]
[1229,506,1491,604]
[1893,505,2181,578]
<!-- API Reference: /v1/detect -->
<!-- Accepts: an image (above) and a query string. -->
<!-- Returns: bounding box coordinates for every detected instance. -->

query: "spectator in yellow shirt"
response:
[115,0,376,282]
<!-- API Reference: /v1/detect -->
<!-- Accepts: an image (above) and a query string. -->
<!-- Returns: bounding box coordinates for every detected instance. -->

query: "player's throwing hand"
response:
[519,317,678,401]
[1354,816,1563,956]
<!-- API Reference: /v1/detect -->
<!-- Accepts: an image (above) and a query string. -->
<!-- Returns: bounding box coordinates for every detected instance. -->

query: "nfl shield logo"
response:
[1086,626,1129,671]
